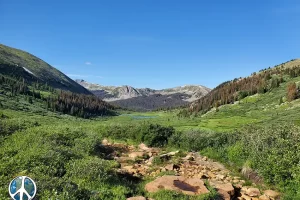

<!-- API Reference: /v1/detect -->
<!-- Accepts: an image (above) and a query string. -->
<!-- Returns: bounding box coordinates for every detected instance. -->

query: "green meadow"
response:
[1,76,300,199]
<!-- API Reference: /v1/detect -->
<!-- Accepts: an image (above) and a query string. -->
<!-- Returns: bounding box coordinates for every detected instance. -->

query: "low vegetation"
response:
[1,46,300,199]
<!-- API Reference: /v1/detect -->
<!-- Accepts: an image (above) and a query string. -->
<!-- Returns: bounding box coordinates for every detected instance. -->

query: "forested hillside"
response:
[186,59,300,115]
[0,44,116,118]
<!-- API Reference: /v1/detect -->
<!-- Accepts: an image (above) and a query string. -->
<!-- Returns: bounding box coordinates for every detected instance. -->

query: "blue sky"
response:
[1,0,300,89]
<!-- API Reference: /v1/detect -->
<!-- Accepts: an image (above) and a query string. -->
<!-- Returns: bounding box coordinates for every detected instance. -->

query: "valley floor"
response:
[1,76,300,199]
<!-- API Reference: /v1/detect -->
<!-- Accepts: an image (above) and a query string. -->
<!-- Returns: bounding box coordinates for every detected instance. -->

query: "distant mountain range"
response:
[76,80,211,111]
[0,43,211,111]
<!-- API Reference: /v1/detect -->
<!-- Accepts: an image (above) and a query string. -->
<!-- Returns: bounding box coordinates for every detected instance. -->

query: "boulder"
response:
[246,188,261,197]
[145,175,209,196]
[259,195,271,200]
[209,181,235,196]
[264,190,280,199]
[241,194,252,200]
[217,189,231,200]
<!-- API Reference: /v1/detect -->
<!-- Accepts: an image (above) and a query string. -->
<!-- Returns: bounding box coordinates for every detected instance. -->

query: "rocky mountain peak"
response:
[75,80,211,111]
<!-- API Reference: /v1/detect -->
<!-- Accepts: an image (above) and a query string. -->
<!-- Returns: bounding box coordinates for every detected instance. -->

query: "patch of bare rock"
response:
[145,175,209,196]
[102,140,281,200]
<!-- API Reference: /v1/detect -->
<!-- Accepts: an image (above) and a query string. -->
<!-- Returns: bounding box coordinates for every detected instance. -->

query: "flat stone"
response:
[145,175,209,195]
[127,196,146,200]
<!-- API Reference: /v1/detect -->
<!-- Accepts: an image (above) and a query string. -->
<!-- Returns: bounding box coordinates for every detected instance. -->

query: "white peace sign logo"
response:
[9,176,37,200]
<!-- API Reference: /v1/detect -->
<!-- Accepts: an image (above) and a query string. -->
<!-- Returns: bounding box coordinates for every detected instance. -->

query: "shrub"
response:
[104,124,175,147]
[142,124,175,147]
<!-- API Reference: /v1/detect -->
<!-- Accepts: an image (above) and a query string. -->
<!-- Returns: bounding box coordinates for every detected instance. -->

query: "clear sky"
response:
[1,0,300,89]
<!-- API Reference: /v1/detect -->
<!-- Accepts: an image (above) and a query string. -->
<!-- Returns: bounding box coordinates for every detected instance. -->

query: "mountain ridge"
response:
[75,79,211,111]
[0,44,91,95]
[75,79,210,101]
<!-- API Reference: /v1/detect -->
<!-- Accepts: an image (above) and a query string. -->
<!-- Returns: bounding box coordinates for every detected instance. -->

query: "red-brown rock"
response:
[145,175,209,195]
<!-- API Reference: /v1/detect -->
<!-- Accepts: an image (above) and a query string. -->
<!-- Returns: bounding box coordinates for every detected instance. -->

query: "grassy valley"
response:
[1,44,300,199]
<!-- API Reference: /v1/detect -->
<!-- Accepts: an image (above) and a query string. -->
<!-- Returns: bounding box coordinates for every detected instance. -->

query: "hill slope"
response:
[0,44,116,118]
[187,59,300,115]
[76,79,211,111]
[0,44,91,94]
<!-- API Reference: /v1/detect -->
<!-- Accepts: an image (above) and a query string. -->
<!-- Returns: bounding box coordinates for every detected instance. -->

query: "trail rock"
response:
[139,143,150,151]
[240,194,252,200]
[129,152,145,159]
[264,190,280,199]
[127,196,146,200]
[207,171,216,179]
[259,195,271,200]
[217,189,231,200]
[160,151,180,158]
[123,165,138,174]
[216,174,226,180]
[209,181,235,196]
[184,153,195,161]
[145,175,209,195]
[246,188,261,197]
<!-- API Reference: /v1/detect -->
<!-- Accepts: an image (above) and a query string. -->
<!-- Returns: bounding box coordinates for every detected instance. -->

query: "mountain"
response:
[0,44,115,118]
[185,59,300,116]
[0,44,91,94]
[75,79,211,111]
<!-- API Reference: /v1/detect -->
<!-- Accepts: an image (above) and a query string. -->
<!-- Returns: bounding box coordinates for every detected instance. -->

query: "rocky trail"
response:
[101,139,280,200]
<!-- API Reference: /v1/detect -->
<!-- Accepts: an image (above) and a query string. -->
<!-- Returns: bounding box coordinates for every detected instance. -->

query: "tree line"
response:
[0,75,115,118]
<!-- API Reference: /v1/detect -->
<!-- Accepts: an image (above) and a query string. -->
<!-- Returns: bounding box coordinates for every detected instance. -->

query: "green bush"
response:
[104,123,175,147]
[142,124,175,147]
